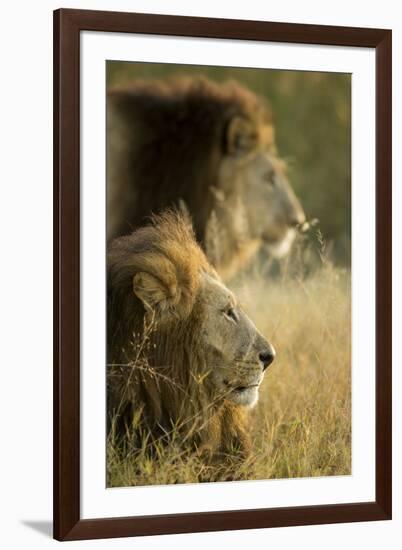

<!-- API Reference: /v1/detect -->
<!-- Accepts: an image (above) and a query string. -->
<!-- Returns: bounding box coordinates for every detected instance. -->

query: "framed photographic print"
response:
[53,8,392,541]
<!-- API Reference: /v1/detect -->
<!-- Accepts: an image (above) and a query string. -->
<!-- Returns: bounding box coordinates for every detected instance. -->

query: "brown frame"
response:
[53,8,392,541]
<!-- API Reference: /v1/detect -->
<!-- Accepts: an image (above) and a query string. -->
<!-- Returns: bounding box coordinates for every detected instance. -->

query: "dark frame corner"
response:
[53,8,392,541]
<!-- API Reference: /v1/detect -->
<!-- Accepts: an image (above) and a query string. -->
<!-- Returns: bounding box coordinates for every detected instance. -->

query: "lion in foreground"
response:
[107,211,275,469]
[107,77,305,279]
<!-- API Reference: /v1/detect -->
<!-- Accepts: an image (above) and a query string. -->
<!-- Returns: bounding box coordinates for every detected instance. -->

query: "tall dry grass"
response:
[107,236,351,487]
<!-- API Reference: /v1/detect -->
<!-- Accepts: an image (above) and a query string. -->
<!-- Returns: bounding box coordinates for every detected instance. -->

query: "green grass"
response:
[107,242,351,487]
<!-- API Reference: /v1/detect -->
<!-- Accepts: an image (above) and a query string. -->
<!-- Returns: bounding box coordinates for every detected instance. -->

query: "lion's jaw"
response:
[263,227,297,259]
[224,374,264,408]
[210,357,265,408]
[230,385,260,408]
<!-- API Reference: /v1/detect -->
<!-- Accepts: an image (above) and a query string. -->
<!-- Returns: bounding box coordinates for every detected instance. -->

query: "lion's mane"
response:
[107,211,251,457]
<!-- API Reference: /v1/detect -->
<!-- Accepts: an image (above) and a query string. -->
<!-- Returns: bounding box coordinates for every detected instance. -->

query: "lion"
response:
[107,210,275,461]
[107,77,305,279]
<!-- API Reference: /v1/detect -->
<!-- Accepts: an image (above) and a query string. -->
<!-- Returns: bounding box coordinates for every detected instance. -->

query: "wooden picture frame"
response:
[53,8,392,541]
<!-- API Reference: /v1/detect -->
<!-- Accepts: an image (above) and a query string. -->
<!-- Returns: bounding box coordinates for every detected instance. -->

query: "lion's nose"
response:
[259,347,275,371]
[289,210,306,228]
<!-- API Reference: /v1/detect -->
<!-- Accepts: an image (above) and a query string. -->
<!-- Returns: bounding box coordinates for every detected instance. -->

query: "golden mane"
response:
[107,211,250,459]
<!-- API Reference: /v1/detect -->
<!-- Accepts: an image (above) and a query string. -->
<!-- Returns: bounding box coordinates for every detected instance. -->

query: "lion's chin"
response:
[228,386,259,408]
[264,228,296,259]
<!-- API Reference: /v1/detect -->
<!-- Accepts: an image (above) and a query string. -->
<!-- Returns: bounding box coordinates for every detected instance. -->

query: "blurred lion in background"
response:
[107,210,275,461]
[107,77,305,279]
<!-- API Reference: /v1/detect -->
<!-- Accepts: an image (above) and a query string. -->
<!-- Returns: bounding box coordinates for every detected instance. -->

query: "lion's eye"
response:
[264,170,275,186]
[224,307,239,323]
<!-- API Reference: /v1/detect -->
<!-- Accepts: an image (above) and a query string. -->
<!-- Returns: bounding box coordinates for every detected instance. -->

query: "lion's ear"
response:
[133,272,179,322]
[226,116,257,156]
[133,272,167,310]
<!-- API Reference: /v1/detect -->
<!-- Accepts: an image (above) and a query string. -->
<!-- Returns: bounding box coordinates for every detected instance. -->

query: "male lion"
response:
[107,211,275,460]
[107,77,305,279]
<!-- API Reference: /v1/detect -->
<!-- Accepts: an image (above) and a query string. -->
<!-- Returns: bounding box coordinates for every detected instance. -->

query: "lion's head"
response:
[208,115,305,276]
[107,211,275,455]
[107,77,305,279]
[196,271,274,408]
